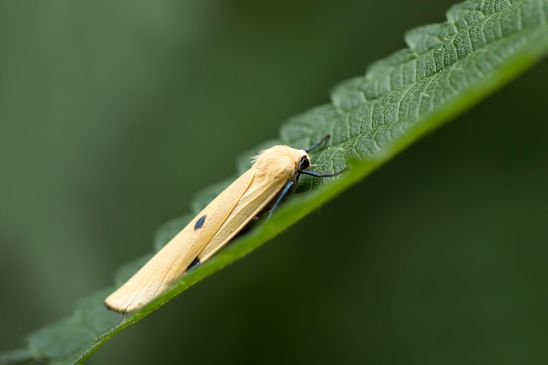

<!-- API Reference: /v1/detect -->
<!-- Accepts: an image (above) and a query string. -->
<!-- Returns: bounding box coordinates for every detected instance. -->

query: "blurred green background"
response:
[1,1,547,364]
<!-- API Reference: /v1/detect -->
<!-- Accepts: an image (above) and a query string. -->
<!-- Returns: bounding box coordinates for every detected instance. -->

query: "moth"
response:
[105,135,343,313]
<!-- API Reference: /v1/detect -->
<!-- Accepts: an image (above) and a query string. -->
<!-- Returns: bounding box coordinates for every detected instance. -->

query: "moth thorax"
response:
[253,145,308,180]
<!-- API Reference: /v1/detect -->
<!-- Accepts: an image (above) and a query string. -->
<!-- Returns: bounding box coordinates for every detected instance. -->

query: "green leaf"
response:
[5,0,548,363]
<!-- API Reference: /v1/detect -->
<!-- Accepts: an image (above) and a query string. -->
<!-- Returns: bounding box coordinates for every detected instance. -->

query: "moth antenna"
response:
[305,134,331,153]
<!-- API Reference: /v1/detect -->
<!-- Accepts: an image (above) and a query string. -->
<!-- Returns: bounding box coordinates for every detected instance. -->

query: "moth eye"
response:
[300,156,310,169]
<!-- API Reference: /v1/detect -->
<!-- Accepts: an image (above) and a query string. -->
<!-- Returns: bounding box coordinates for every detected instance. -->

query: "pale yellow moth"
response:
[105,136,341,313]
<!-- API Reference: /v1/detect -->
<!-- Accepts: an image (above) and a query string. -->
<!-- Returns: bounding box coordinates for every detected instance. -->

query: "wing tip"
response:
[104,300,129,314]
[104,292,134,314]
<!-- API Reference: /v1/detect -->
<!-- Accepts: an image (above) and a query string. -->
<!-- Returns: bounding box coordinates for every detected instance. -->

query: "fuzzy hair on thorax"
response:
[252,145,309,182]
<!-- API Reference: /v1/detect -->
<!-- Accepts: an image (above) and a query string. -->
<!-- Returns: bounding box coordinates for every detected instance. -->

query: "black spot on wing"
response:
[194,215,206,230]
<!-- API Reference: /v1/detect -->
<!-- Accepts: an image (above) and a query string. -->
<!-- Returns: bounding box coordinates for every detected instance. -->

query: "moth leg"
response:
[267,179,295,219]
[186,256,201,272]
[235,215,260,237]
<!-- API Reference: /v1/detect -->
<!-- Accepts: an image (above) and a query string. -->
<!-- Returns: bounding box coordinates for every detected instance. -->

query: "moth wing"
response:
[105,168,255,313]
[198,171,289,262]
